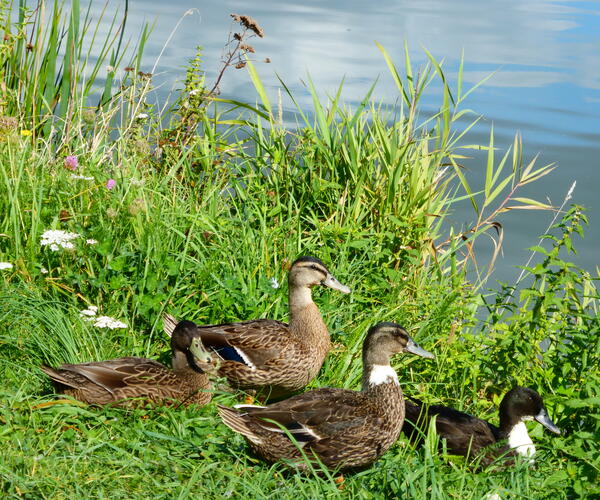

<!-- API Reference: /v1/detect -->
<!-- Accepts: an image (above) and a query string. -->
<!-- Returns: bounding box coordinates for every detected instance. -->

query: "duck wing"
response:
[423,404,497,457]
[194,319,290,369]
[403,398,498,455]
[45,357,170,393]
[233,388,374,444]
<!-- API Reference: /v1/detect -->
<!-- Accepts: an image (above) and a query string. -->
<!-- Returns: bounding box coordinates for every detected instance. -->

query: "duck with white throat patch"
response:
[402,386,560,467]
[217,322,434,471]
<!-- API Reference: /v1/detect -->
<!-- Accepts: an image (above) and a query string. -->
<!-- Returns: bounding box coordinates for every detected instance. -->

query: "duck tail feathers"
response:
[40,365,80,389]
[218,404,259,440]
[163,313,178,338]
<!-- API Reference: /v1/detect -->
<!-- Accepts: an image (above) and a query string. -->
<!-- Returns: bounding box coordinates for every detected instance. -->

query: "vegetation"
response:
[0,1,598,498]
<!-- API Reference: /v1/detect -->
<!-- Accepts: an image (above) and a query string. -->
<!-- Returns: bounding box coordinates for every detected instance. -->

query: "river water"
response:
[96,0,600,285]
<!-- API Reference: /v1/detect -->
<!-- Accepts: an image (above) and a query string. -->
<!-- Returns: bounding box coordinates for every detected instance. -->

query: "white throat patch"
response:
[368,365,399,386]
[508,422,536,459]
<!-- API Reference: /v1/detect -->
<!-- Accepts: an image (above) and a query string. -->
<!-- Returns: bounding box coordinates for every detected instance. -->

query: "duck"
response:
[217,322,435,471]
[163,256,351,398]
[40,320,213,407]
[402,386,561,466]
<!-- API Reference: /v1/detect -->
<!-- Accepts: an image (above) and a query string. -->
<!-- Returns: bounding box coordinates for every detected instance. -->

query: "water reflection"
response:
[88,0,600,279]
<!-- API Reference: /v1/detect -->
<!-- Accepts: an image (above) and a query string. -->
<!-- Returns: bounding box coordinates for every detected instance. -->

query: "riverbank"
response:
[0,4,598,498]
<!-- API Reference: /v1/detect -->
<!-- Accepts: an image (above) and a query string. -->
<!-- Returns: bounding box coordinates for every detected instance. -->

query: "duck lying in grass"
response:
[402,387,561,467]
[164,256,351,399]
[41,320,213,407]
[217,322,434,471]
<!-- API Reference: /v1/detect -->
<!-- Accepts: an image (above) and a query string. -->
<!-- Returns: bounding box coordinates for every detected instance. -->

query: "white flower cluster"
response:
[70,174,94,180]
[0,262,13,270]
[269,277,280,289]
[40,230,79,251]
[80,305,127,329]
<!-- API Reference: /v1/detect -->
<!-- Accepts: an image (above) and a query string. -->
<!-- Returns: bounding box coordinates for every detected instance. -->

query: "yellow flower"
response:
[20,129,32,136]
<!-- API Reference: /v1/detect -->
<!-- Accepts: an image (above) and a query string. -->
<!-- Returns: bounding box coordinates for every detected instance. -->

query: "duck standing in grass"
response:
[217,322,434,471]
[402,387,561,466]
[41,320,213,407]
[164,256,351,398]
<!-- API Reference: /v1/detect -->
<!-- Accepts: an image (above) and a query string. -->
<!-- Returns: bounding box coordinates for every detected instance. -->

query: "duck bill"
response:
[190,338,213,364]
[535,408,561,434]
[405,338,435,359]
[321,273,351,294]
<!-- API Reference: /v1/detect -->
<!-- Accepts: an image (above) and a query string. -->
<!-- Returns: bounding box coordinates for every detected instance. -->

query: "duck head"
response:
[288,256,351,294]
[171,320,212,370]
[499,387,561,435]
[362,322,434,387]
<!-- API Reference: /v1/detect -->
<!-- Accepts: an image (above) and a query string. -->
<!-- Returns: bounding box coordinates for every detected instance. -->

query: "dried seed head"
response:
[235,62,247,69]
[240,43,255,53]
[0,116,18,131]
[264,57,271,63]
[231,14,264,38]
[234,33,242,41]
[59,210,71,222]
[82,109,96,124]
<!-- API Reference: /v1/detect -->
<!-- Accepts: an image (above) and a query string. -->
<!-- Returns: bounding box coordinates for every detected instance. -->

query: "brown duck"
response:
[40,320,212,407]
[217,322,434,471]
[164,256,351,398]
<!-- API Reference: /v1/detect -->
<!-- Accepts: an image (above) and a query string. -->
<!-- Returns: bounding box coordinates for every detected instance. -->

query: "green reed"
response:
[0,4,598,498]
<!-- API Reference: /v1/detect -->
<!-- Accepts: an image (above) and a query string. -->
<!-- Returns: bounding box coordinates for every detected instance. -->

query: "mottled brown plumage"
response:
[217,322,435,471]
[41,321,212,407]
[164,256,351,398]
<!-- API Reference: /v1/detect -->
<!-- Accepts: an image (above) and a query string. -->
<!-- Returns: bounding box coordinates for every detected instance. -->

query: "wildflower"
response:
[106,208,118,218]
[40,267,48,274]
[40,229,79,251]
[79,306,127,328]
[106,65,115,72]
[64,155,78,170]
[79,305,98,318]
[86,239,98,245]
[0,262,13,270]
[106,179,116,190]
[136,113,149,120]
[129,178,145,186]
[92,316,127,329]
[269,277,280,289]
[70,174,94,180]
[20,129,32,136]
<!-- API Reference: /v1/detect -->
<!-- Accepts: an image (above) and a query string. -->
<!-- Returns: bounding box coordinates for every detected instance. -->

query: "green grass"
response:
[1,2,599,498]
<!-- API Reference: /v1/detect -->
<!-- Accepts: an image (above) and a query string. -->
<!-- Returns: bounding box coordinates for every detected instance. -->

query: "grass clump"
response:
[1,2,599,498]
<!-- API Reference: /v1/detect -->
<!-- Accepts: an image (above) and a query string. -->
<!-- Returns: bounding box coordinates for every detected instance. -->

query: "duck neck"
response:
[362,346,402,393]
[172,350,199,374]
[506,421,536,458]
[288,285,329,349]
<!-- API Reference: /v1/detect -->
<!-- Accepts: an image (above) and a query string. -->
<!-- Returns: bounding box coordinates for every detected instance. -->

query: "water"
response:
[100,0,600,284]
